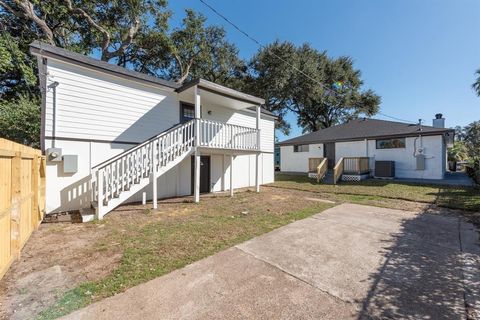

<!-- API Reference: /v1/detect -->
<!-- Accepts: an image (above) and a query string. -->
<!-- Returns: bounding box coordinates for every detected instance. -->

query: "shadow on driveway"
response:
[357,212,477,319]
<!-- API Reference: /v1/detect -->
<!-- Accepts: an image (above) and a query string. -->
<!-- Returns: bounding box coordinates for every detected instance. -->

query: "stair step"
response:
[79,207,96,223]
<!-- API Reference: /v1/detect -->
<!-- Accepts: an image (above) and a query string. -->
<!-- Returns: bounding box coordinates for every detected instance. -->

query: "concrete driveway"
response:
[63,203,480,320]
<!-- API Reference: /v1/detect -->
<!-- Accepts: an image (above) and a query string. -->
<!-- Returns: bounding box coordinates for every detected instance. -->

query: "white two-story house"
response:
[30,41,276,220]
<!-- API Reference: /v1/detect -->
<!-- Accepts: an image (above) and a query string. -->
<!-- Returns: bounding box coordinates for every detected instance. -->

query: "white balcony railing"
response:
[199,119,259,150]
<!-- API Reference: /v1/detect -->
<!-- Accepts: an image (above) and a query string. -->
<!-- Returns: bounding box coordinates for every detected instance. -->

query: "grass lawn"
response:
[272,174,480,212]
[36,188,334,320]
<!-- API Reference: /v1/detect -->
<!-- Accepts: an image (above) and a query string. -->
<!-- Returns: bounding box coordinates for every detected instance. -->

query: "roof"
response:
[176,79,275,118]
[29,41,276,118]
[278,118,454,146]
[30,41,180,89]
[177,78,265,105]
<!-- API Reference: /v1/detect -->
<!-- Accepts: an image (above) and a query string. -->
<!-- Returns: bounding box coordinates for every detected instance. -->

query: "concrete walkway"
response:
[63,204,480,320]
[395,171,474,187]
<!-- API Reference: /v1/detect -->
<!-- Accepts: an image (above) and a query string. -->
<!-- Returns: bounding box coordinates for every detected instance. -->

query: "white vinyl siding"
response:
[368,135,445,179]
[280,144,324,172]
[335,141,368,163]
[45,59,179,143]
[42,58,276,213]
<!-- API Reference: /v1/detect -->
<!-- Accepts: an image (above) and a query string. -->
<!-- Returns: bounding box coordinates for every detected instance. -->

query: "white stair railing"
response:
[92,120,195,218]
[90,119,260,219]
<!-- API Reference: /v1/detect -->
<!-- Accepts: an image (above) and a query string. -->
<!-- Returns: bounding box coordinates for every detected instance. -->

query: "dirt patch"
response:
[0,222,121,319]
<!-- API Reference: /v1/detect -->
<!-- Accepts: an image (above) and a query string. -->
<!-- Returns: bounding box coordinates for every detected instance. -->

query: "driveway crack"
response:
[233,246,358,308]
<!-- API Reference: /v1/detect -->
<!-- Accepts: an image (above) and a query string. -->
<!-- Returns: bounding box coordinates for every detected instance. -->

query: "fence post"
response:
[10,152,21,259]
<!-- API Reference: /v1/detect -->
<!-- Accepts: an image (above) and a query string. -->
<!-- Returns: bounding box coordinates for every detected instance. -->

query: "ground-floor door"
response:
[324,143,336,169]
[191,155,211,194]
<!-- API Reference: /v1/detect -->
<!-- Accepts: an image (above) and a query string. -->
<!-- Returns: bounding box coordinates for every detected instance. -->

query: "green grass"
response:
[37,201,332,320]
[272,174,480,212]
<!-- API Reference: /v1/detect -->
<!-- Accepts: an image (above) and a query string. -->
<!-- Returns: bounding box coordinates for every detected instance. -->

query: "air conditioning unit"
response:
[375,161,395,178]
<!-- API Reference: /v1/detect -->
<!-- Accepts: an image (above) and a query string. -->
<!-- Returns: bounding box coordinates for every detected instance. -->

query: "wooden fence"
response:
[0,138,46,279]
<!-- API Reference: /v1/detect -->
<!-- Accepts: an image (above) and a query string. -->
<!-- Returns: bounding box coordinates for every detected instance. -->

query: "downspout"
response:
[48,81,60,148]
[37,57,48,152]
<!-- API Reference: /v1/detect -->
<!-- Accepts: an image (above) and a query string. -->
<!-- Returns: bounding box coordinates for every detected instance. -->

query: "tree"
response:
[463,121,480,162]
[0,0,170,63]
[245,41,298,134]
[448,141,468,162]
[247,41,380,134]
[0,0,169,147]
[0,30,37,99]
[140,9,245,85]
[473,69,480,97]
[0,95,40,147]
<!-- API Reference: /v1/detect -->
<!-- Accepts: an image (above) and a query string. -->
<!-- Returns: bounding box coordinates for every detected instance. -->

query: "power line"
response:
[376,112,418,124]
[199,0,338,96]
[198,0,419,124]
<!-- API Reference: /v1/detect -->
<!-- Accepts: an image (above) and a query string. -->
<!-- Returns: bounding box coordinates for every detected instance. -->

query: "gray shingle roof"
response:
[278,118,454,145]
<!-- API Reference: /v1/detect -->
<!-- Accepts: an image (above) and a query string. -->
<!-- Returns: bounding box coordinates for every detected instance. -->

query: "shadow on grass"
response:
[433,187,480,212]
[358,210,472,319]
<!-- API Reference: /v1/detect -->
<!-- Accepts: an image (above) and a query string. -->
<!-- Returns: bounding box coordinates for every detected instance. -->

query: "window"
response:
[376,138,406,149]
[180,103,196,123]
[293,144,309,152]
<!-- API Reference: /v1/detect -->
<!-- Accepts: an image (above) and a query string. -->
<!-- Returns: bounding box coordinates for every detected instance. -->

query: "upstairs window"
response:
[293,144,309,152]
[376,138,406,149]
[180,103,196,123]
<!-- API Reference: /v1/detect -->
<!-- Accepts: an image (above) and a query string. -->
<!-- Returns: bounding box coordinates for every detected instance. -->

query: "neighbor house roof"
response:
[29,41,275,118]
[278,118,454,146]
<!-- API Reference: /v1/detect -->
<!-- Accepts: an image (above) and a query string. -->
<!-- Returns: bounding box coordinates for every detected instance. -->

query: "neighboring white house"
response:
[278,117,454,180]
[30,41,276,220]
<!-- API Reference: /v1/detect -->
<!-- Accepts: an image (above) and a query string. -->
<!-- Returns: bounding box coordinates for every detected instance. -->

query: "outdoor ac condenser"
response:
[375,161,395,178]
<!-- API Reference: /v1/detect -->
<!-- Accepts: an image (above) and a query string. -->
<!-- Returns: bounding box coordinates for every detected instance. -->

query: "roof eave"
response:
[176,78,265,106]
[278,130,454,146]
[29,41,180,90]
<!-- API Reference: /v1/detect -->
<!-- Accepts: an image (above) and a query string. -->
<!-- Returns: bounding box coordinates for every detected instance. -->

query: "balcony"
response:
[198,119,259,151]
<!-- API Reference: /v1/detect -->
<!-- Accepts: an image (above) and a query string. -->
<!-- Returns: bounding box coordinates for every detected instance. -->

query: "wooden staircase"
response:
[91,120,196,219]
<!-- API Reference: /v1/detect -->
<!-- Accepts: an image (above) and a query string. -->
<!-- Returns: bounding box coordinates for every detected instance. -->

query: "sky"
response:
[168,0,480,141]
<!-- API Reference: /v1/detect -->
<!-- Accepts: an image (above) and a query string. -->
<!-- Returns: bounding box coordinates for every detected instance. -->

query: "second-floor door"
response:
[180,102,196,123]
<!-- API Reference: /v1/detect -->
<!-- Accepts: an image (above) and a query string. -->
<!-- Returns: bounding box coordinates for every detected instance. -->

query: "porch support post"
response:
[194,86,201,203]
[230,154,234,197]
[194,150,200,203]
[255,105,261,193]
[151,143,158,209]
[194,86,201,146]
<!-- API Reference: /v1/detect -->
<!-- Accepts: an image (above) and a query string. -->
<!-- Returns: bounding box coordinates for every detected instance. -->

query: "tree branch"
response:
[64,0,111,60]
[3,0,55,44]
[108,17,140,60]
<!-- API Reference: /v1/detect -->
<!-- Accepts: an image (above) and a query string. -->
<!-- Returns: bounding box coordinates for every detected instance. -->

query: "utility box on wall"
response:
[46,148,62,162]
[416,154,426,171]
[63,155,78,173]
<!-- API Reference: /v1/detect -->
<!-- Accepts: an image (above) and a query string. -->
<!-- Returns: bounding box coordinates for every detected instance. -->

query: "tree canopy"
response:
[463,121,480,162]
[246,41,380,134]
